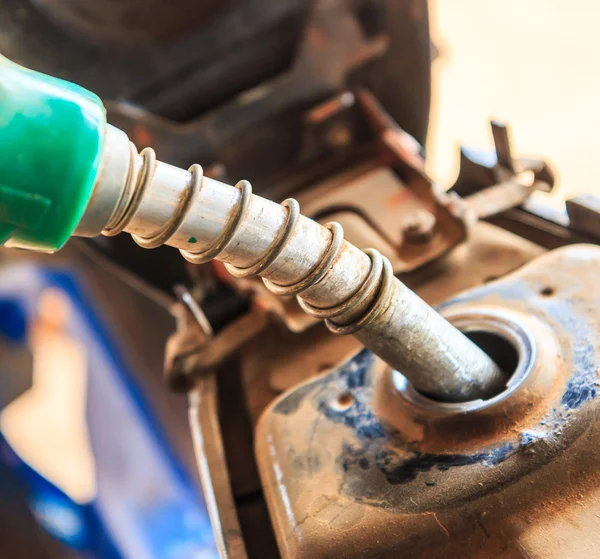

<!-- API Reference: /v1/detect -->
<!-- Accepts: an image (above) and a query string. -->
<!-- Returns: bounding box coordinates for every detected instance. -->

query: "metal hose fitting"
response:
[79,125,506,402]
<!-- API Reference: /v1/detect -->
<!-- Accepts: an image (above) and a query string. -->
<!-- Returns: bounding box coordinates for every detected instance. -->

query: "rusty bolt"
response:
[401,209,437,244]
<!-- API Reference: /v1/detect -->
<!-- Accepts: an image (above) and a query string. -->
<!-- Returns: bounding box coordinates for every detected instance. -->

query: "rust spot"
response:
[134,126,152,147]
[386,189,414,208]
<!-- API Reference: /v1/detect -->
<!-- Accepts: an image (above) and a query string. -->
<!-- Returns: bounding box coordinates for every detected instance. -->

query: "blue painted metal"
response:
[263,245,600,514]
[0,263,217,558]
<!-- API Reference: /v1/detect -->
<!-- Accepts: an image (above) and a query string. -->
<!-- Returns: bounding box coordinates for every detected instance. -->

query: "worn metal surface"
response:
[402,222,544,304]
[163,221,542,558]
[189,373,248,559]
[466,172,551,220]
[488,203,583,250]
[235,221,544,417]
[242,322,361,427]
[487,193,600,251]
[401,209,437,244]
[565,194,600,240]
[349,260,506,402]
[452,121,554,209]
[220,112,552,340]
[168,284,249,558]
[172,284,280,559]
[169,221,542,416]
[223,90,473,333]
[256,244,600,558]
[165,290,266,391]
[221,273,319,333]
[292,91,470,275]
[84,121,506,401]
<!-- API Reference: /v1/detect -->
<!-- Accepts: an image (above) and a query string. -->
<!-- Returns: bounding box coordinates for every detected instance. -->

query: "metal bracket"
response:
[164,285,268,391]
[453,121,555,219]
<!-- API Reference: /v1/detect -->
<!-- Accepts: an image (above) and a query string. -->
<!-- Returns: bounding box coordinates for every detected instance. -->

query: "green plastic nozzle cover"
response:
[0,55,106,252]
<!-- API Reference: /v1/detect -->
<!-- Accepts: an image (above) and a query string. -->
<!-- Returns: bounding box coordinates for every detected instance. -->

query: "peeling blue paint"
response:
[340,441,517,485]
[551,303,598,410]
[519,431,542,448]
[317,350,388,440]
[272,258,600,495]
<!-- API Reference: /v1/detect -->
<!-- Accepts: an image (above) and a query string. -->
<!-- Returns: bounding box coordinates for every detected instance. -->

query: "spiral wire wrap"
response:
[263,221,344,296]
[133,164,204,249]
[112,145,393,336]
[225,198,300,278]
[297,248,394,335]
[104,146,157,237]
[181,178,253,265]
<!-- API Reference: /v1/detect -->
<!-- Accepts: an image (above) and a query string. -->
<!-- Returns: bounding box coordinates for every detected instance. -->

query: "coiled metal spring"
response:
[106,145,394,336]
[103,144,156,237]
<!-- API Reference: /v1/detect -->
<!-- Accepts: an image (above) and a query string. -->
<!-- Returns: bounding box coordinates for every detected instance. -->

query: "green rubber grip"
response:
[0,55,106,252]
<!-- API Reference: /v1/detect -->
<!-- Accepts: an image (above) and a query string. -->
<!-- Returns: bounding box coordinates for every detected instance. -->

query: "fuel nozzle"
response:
[0,55,506,402]
[0,55,106,252]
